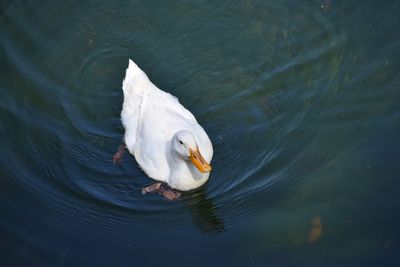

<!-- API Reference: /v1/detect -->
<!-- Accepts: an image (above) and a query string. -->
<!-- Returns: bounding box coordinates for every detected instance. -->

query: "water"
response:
[1,0,400,266]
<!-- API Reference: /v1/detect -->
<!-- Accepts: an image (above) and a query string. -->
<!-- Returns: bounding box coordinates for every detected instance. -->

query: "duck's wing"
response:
[121,59,159,153]
[121,59,200,151]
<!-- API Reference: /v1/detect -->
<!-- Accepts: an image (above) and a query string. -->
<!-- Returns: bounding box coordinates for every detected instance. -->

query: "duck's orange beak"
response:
[189,147,212,173]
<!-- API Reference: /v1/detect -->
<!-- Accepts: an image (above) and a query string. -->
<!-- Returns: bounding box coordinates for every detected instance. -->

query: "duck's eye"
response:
[179,140,183,145]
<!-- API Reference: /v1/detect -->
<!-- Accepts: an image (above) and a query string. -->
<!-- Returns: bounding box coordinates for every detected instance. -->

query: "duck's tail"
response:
[122,59,153,97]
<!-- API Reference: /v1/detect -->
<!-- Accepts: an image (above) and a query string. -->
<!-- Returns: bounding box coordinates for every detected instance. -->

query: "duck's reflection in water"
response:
[182,188,225,234]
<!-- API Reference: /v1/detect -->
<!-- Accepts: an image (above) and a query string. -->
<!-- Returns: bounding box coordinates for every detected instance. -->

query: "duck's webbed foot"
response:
[142,183,181,201]
[113,144,126,164]
[159,185,181,201]
[141,183,162,194]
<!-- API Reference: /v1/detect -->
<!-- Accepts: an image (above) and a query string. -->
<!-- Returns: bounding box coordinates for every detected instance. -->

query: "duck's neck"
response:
[168,149,204,190]
[168,153,187,188]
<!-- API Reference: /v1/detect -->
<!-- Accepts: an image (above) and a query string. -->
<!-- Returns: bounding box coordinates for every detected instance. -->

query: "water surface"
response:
[1,0,400,266]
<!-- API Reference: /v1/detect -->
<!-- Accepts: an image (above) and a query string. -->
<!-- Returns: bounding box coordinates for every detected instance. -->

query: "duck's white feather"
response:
[121,59,213,190]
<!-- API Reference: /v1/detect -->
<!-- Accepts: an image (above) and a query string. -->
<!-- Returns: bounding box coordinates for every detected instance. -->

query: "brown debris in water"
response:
[308,216,323,244]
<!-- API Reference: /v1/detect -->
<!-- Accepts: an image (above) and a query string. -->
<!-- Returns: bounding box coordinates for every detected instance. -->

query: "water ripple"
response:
[0,0,362,237]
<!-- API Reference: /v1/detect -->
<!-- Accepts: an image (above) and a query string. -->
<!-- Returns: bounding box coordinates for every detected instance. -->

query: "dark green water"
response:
[1,1,400,266]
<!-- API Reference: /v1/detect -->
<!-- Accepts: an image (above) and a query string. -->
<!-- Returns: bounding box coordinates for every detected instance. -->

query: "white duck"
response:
[116,59,213,198]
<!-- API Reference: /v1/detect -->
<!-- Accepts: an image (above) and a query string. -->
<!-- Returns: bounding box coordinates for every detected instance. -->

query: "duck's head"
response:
[171,130,212,173]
